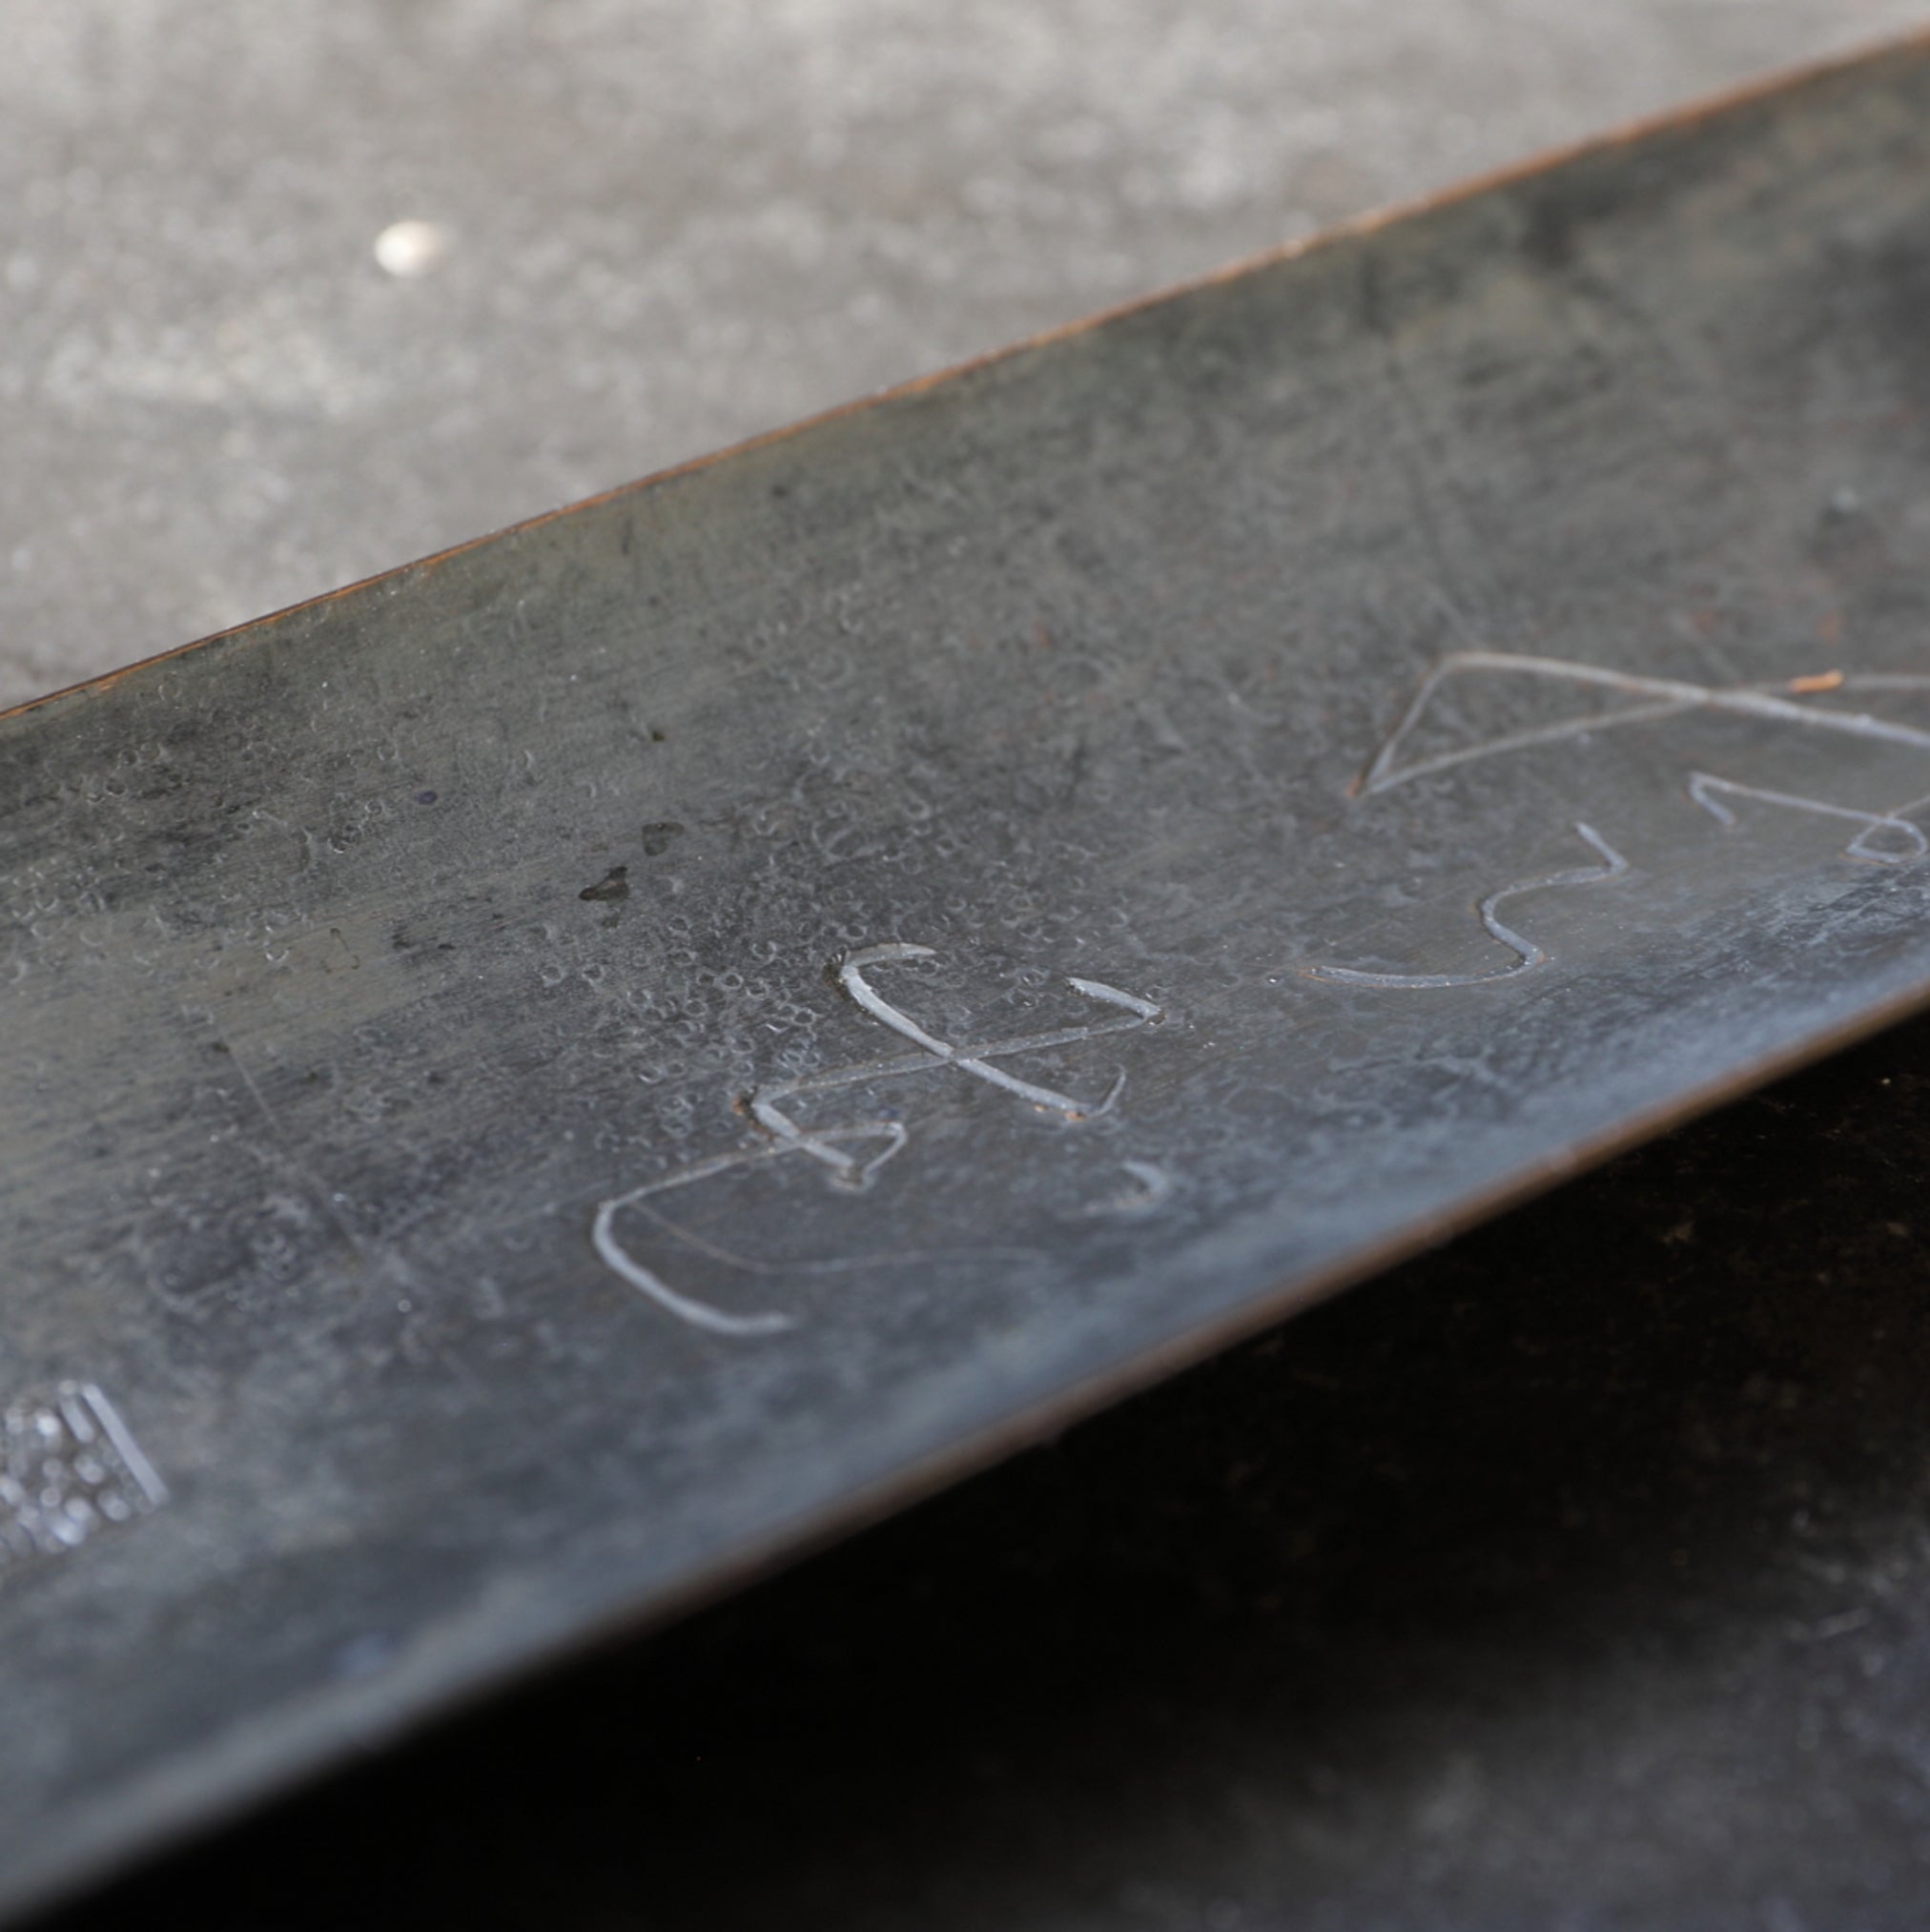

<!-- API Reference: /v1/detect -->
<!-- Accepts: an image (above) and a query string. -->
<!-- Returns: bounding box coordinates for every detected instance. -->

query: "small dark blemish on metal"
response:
[641,821,686,857]
[414,790,438,805]
[580,866,630,903]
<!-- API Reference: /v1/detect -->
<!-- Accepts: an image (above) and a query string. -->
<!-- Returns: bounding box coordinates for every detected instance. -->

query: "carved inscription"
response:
[1310,653,1930,985]
[595,654,1930,1335]
[0,1384,167,1572]
[1307,822,1629,988]
[1349,652,1930,806]
[595,943,1163,1334]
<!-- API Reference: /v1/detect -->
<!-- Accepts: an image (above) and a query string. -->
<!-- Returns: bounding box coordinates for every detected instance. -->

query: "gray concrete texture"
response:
[2,0,1927,710]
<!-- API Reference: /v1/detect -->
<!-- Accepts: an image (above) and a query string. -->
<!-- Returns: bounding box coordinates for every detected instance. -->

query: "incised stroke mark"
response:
[1306,822,1628,988]
[1310,652,1930,987]
[594,943,1163,1336]
[1351,651,1930,804]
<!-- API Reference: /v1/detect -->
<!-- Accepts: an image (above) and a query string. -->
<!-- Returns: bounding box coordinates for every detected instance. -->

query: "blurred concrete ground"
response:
[2,1,1928,709]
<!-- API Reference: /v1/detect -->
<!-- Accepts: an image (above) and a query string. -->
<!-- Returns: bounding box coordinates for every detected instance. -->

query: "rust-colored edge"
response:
[6,22,1929,730]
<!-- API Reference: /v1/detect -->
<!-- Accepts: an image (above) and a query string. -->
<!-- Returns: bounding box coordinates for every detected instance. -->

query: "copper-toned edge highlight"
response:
[6,23,1929,729]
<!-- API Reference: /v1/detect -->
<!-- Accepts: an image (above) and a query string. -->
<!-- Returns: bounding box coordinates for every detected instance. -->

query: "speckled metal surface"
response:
[7,31,1930,1921]
[51,1010,1930,1932]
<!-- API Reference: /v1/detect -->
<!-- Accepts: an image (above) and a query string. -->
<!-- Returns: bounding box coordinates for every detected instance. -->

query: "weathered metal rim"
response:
[6,23,1926,730]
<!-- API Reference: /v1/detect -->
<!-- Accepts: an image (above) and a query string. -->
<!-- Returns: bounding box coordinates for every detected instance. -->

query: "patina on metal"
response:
[5,34,1930,1917]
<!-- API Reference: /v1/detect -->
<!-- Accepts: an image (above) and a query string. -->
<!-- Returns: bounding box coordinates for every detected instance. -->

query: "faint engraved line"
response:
[594,944,1164,1337]
[1686,771,1929,865]
[1304,822,1629,989]
[1080,1160,1176,1218]
[1352,651,1930,799]
[72,1385,169,1507]
[617,1191,1036,1281]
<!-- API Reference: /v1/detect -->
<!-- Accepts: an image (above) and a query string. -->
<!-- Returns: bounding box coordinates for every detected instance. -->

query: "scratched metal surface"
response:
[6,37,1930,1917]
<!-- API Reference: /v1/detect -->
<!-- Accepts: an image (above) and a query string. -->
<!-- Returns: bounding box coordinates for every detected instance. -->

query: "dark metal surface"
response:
[6,37,1930,1915]
[43,1006,1930,1932]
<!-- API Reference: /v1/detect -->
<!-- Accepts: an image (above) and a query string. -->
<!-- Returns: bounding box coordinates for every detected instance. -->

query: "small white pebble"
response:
[373,219,450,279]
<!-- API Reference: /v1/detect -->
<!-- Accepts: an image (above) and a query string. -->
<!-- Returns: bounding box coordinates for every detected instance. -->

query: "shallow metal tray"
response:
[6,34,1930,1916]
